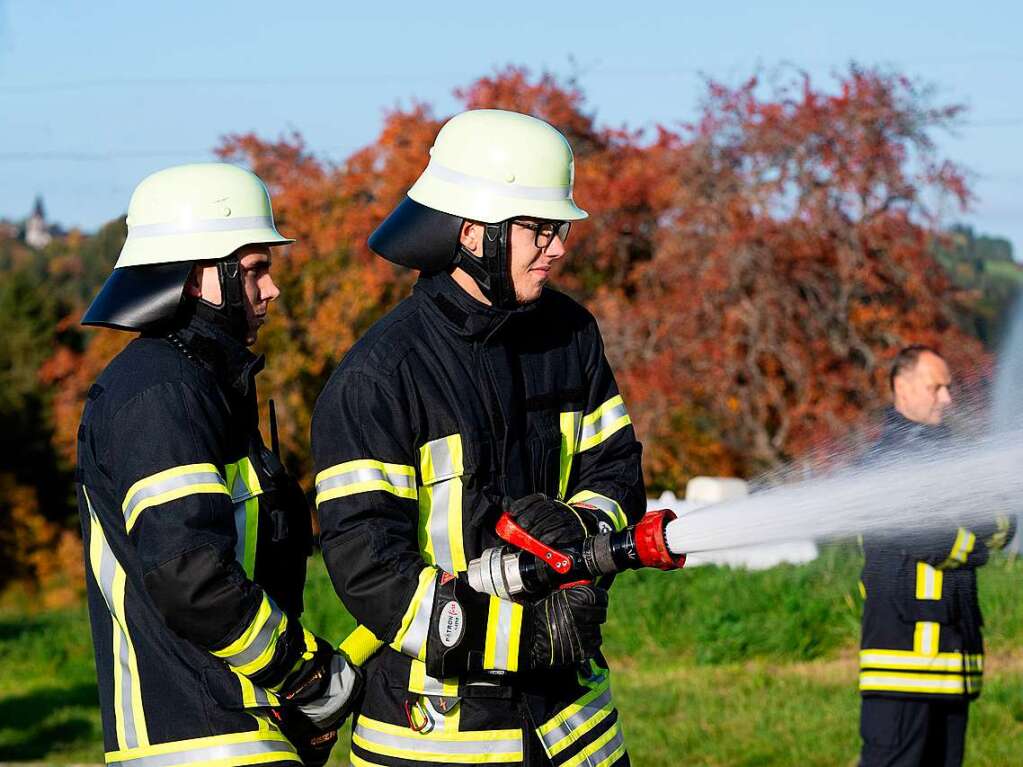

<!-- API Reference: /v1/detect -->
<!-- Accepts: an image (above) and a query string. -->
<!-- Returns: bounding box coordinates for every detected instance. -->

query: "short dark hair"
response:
[889,345,942,392]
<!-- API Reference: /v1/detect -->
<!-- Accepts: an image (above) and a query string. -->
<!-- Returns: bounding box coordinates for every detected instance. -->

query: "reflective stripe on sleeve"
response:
[915,562,943,600]
[483,597,523,672]
[985,515,1012,550]
[210,594,288,677]
[939,527,976,569]
[353,714,523,764]
[419,434,467,574]
[566,490,628,531]
[85,489,150,750]
[122,463,229,532]
[390,568,437,661]
[339,624,385,666]
[315,459,417,506]
[105,728,300,767]
[578,396,630,453]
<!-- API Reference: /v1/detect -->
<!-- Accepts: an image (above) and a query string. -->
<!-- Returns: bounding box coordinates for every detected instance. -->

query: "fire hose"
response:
[467,509,687,598]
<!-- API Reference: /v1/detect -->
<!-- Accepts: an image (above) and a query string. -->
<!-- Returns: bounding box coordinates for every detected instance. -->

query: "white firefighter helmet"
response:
[407,109,588,224]
[83,163,293,331]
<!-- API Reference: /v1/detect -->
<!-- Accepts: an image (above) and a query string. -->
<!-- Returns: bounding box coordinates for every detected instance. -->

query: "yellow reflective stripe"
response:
[578,396,631,453]
[84,489,149,749]
[350,754,389,767]
[860,649,971,673]
[408,658,459,696]
[225,458,263,579]
[339,624,385,666]
[913,622,940,657]
[483,597,523,672]
[560,720,624,767]
[859,671,966,695]
[545,694,613,757]
[233,670,280,708]
[566,490,628,531]
[915,562,943,600]
[859,580,867,600]
[354,714,522,763]
[558,411,583,499]
[122,463,230,532]
[104,728,299,767]
[539,676,611,737]
[419,435,467,574]
[224,457,263,503]
[211,594,289,678]
[315,459,417,505]
[939,527,976,569]
[390,568,437,660]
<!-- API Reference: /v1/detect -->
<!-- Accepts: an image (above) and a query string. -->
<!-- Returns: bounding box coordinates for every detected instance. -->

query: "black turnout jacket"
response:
[313,272,644,767]
[858,408,1016,701]
[77,316,315,767]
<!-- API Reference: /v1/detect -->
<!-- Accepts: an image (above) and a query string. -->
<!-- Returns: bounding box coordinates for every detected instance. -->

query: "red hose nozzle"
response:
[633,510,686,570]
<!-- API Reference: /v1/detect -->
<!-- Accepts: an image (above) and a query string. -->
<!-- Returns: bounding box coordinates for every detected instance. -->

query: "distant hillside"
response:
[935,225,1022,347]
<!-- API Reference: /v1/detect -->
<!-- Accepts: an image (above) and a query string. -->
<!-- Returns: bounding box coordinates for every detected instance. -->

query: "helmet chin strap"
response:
[453,221,518,309]
[195,253,250,340]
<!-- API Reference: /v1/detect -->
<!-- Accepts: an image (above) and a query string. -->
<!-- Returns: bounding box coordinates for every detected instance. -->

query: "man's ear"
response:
[183,265,203,298]
[459,221,482,254]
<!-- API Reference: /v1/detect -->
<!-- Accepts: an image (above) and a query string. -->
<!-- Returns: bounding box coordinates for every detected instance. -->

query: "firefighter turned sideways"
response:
[858,346,1016,767]
[312,109,644,766]
[77,164,361,767]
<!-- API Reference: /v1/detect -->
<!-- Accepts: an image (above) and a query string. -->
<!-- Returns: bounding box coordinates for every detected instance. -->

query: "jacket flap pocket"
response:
[419,434,469,485]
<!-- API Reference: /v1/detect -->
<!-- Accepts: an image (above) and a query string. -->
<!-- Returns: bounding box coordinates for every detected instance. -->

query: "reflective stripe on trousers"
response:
[537,664,628,767]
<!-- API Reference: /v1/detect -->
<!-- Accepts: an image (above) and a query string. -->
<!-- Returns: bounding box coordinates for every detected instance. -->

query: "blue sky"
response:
[1,0,1021,256]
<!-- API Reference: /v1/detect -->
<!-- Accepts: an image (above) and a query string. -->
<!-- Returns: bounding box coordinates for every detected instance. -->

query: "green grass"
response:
[2,549,1021,765]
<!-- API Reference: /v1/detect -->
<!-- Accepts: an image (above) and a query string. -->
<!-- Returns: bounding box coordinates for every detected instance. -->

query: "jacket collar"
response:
[879,406,950,448]
[166,314,264,397]
[414,270,537,341]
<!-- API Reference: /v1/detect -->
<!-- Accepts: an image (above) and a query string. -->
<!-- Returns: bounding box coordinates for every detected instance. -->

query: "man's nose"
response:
[939,386,952,406]
[262,274,281,302]
[544,235,566,258]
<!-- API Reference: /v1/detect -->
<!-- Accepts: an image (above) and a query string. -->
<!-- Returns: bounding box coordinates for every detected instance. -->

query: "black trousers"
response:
[859,697,969,767]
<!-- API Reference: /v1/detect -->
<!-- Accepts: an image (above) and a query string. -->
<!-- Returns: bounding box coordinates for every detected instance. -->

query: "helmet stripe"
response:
[424,162,571,202]
[126,215,280,239]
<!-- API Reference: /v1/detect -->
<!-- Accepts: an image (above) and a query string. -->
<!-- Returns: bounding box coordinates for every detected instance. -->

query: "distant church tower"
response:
[25,196,52,249]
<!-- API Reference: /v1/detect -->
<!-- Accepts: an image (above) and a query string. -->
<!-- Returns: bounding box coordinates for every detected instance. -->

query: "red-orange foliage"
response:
[52,64,987,498]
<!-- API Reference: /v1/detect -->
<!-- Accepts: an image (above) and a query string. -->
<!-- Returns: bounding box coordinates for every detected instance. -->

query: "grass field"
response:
[2,546,1020,765]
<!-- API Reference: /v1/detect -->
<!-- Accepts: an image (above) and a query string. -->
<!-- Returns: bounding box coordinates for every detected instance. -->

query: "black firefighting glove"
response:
[279,638,363,732]
[506,493,604,550]
[521,585,608,670]
[271,706,338,767]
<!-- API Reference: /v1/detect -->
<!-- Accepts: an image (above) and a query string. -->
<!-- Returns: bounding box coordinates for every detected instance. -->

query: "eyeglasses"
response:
[513,219,571,249]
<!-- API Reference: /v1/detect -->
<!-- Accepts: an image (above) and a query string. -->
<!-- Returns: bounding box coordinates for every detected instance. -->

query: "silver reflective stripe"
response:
[580,403,628,445]
[540,687,613,749]
[426,439,457,480]
[251,685,273,706]
[581,725,625,766]
[400,577,437,657]
[123,471,226,525]
[424,162,571,201]
[316,465,416,495]
[222,598,284,668]
[126,216,278,239]
[493,599,514,669]
[108,737,298,767]
[355,723,521,756]
[429,479,455,572]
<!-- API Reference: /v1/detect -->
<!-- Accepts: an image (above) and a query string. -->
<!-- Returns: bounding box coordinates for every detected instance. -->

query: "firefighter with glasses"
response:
[77,163,360,767]
[313,109,643,766]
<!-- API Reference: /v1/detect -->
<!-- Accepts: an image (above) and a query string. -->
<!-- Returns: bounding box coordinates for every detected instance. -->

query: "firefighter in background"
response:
[78,163,361,767]
[858,345,1016,767]
[312,109,644,766]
